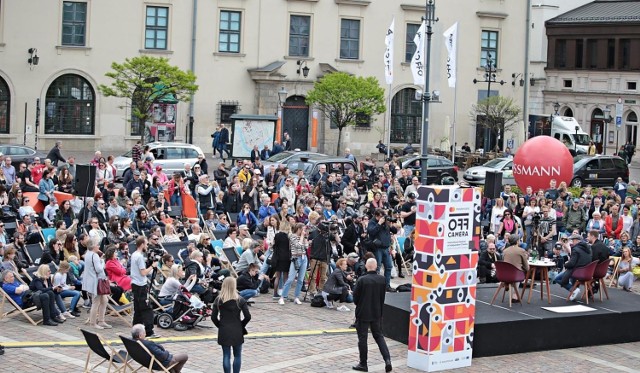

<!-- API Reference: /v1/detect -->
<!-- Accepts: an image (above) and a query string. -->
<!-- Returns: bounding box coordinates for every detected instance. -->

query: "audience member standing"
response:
[212,277,251,373]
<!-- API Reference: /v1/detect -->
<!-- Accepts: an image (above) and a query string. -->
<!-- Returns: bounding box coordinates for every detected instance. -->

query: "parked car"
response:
[0,145,47,169]
[261,150,327,174]
[571,154,629,188]
[399,155,459,185]
[113,142,205,179]
[463,157,516,185]
[287,156,357,182]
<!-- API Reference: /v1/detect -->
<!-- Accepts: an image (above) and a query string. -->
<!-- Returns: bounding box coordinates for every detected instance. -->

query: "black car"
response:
[400,155,459,184]
[0,145,47,169]
[571,154,629,188]
[287,157,357,181]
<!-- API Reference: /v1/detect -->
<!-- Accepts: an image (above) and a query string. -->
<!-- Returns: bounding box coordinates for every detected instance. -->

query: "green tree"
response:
[306,72,386,156]
[470,95,522,151]
[99,56,198,143]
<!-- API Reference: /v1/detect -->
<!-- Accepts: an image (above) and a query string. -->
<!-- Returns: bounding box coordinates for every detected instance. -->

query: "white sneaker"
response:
[278,298,285,305]
[570,288,582,301]
[325,300,334,309]
[337,305,350,312]
[277,289,283,296]
[294,298,302,305]
[58,314,66,321]
[63,311,75,319]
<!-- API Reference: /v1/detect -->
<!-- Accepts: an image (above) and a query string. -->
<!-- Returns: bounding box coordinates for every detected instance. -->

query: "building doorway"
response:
[590,108,604,154]
[282,95,309,151]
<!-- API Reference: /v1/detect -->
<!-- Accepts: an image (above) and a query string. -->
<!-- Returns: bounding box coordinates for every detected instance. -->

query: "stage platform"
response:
[383,283,640,357]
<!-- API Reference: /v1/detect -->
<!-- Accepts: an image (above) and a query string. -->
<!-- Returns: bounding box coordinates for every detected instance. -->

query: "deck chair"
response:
[106,295,133,327]
[25,243,44,265]
[167,205,182,219]
[81,329,132,373]
[395,236,411,273]
[40,227,57,244]
[222,247,240,277]
[161,241,184,259]
[213,245,235,276]
[609,257,621,287]
[0,284,43,325]
[4,220,18,238]
[210,230,227,240]
[228,212,239,224]
[119,335,178,373]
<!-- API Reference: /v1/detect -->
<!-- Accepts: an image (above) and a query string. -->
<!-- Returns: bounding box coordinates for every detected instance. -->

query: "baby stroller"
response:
[156,286,213,331]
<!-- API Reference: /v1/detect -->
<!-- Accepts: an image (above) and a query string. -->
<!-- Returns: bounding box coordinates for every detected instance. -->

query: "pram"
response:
[156,286,213,331]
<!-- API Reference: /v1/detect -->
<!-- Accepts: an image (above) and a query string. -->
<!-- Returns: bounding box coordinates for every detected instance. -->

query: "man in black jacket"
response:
[352,258,392,372]
[45,141,66,166]
[588,229,610,263]
[367,209,394,292]
[555,233,592,301]
[132,324,188,372]
[237,263,267,301]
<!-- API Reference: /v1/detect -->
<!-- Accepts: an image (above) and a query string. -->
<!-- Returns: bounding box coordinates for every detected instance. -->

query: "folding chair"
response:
[222,247,240,277]
[213,245,235,276]
[210,229,228,240]
[0,285,43,325]
[106,295,133,327]
[4,220,17,238]
[25,243,44,266]
[119,335,178,373]
[395,236,411,273]
[161,242,185,259]
[81,329,132,373]
[228,212,239,224]
[609,257,621,287]
[167,205,183,219]
[40,227,57,244]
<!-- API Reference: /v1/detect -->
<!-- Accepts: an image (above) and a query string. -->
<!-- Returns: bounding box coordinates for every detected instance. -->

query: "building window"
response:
[219,102,239,124]
[575,39,584,68]
[480,30,498,67]
[340,19,360,60]
[219,10,241,53]
[45,74,95,135]
[405,23,420,63]
[607,39,615,69]
[0,77,10,134]
[355,112,371,128]
[628,82,637,91]
[587,39,598,68]
[555,39,567,68]
[145,6,168,50]
[620,39,630,69]
[289,15,310,57]
[563,79,573,88]
[391,88,421,144]
[62,1,87,46]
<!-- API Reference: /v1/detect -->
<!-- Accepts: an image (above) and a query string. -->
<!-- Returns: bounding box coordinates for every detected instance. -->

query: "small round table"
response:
[520,260,556,304]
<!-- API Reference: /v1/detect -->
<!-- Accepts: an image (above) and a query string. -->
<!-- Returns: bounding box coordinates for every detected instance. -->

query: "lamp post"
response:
[277,86,287,144]
[574,125,579,154]
[419,0,437,185]
[473,54,505,152]
[603,105,612,155]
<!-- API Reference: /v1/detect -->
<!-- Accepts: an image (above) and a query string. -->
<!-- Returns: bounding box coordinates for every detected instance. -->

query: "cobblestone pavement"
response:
[3,275,640,372]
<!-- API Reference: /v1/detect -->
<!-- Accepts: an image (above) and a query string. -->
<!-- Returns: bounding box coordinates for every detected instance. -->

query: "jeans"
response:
[239,289,258,301]
[281,255,308,299]
[58,289,81,312]
[374,248,393,287]
[219,144,231,159]
[356,319,390,365]
[221,344,242,373]
[553,271,574,291]
[131,283,155,336]
[170,193,182,207]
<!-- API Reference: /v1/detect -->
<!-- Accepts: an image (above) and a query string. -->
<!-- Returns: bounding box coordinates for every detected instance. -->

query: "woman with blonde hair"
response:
[163,223,182,243]
[83,237,110,329]
[158,264,197,305]
[212,277,251,373]
[617,247,640,291]
[30,264,67,322]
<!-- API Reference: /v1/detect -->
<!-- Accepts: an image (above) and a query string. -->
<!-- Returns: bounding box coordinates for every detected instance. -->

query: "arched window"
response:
[390,88,421,144]
[627,111,638,123]
[563,107,573,117]
[0,77,9,134]
[45,74,95,134]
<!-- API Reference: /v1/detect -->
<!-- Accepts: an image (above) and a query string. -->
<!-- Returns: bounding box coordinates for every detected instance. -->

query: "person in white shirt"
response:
[158,264,196,305]
[43,198,58,227]
[279,177,296,211]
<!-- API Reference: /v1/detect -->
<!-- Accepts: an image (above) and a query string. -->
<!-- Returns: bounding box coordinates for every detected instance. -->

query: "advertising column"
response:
[407,185,481,372]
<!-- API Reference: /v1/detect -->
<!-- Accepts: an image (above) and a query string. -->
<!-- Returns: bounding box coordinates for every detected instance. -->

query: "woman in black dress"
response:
[212,277,251,373]
[269,231,291,300]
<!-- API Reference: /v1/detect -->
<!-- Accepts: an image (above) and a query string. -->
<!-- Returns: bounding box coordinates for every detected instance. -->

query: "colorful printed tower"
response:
[407,185,481,371]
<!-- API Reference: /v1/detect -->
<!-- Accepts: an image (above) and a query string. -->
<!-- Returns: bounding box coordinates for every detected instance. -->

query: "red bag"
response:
[97,278,111,295]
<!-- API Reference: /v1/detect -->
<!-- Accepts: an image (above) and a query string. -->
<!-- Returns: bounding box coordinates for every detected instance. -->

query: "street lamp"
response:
[418,0,437,185]
[473,53,505,152]
[549,101,560,126]
[296,60,310,78]
[603,105,612,155]
[277,87,288,107]
[574,125,579,154]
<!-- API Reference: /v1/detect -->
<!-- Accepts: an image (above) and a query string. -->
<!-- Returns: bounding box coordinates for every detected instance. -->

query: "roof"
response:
[547,0,640,25]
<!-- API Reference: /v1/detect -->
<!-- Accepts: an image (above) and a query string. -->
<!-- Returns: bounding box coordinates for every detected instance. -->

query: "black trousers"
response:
[131,283,154,336]
[356,318,390,365]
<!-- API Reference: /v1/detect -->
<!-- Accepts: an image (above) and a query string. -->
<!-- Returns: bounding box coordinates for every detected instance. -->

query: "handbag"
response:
[91,254,111,295]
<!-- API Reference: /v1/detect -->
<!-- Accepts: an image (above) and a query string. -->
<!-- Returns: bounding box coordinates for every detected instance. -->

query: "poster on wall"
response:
[407,185,481,372]
[231,120,276,159]
[145,103,177,143]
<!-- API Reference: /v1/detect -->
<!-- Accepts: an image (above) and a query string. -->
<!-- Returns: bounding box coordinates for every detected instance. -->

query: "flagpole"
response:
[386,84,393,159]
[451,23,459,164]
[383,17,395,160]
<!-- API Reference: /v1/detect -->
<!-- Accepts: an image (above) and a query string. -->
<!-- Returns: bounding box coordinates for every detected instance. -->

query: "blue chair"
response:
[396,236,406,254]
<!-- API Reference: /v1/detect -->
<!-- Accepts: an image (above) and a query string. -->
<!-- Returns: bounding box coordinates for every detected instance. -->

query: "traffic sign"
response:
[616,100,624,128]
[616,116,622,127]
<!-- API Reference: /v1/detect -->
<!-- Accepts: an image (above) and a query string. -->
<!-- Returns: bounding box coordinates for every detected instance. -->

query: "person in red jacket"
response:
[104,246,132,292]
[604,204,623,239]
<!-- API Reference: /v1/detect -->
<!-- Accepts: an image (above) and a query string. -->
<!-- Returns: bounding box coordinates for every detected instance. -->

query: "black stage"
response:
[383,284,640,357]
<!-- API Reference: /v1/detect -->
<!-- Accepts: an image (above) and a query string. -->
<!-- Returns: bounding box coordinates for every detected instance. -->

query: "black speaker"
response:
[484,170,503,199]
[75,164,96,197]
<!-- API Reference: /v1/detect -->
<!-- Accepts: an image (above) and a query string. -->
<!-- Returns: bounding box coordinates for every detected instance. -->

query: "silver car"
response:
[463,157,515,185]
[113,142,205,179]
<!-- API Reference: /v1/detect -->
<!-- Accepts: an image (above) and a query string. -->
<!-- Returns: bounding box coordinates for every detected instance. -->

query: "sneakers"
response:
[63,311,75,319]
[337,305,350,312]
[98,322,113,329]
[57,314,67,321]
[278,298,285,305]
[82,300,92,309]
[325,300,334,309]
[570,288,582,301]
[294,298,302,305]
[93,324,104,330]
[147,334,161,339]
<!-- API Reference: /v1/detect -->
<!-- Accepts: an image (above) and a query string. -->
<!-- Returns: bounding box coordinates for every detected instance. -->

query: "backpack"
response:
[396,283,412,292]
[310,294,325,307]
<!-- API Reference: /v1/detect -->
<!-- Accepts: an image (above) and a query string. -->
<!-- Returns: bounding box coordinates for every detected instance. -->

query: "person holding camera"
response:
[400,192,418,238]
[367,209,394,292]
[130,236,159,338]
[535,206,557,258]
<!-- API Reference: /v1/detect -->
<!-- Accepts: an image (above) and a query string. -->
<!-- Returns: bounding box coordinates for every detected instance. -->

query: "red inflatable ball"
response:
[512,136,574,192]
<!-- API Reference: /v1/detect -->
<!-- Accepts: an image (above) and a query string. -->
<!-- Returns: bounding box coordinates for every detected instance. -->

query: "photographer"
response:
[367,209,394,292]
[130,236,159,338]
[400,192,418,238]
[535,206,557,258]
[308,220,334,296]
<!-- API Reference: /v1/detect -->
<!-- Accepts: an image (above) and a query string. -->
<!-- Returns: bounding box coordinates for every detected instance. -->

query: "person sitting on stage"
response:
[554,233,592,301]
[502,235,529,303]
